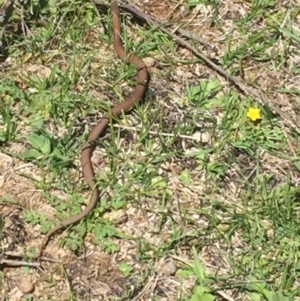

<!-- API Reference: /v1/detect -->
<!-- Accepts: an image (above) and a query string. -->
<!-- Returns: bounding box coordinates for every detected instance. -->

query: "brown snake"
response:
[38,2,149,257]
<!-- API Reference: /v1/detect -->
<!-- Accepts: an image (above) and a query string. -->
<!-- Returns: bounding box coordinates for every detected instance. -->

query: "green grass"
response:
[1,0,300,300]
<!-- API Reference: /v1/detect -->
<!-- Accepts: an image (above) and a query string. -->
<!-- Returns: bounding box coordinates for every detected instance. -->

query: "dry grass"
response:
[1,1,300,300]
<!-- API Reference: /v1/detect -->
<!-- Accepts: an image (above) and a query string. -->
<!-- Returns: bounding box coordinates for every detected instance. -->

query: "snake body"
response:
[38,2,149,256]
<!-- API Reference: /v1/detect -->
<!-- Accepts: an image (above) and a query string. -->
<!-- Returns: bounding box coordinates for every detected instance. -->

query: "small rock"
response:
[199,132,211,143]
[104,209,128,224]
[91,151,103,166]
[157,257,177,276]
[143,57,155,68]
[17,278,34,294]
[176,67,193,79]
[190,131,210,143]
[33,286,43,298]
[8,288,23,301]
[0,175,4,188]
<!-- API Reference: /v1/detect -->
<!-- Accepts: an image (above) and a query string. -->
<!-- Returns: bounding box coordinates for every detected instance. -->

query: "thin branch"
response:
[0,254,62,267]
[113,124,204,141]
[0,0,14,27]
[138,17,300,133]
[0,257,41,267]
[173,27,217,52]
[0,0,15,48]
[93,0,212,49]
[120,2,213,50]
[92,1,300,134]
[217,291,237,301]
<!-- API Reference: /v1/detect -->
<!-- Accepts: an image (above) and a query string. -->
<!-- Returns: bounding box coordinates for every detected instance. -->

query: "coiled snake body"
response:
[38,2,149,257]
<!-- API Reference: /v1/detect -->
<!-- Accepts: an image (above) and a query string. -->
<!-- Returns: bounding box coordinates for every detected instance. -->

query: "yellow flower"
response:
[247,107,261,121]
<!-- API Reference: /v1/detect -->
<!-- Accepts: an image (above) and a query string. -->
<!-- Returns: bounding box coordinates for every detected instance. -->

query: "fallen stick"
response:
[0,0,15,49]
[93,0,300,134]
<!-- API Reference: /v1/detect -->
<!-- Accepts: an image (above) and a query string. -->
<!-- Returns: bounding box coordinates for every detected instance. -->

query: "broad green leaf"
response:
[151,176,167,188]
[192,247,205,281]
[119,262,133,277]
[179,169,191,185]
[21,149,43,160]
[271,292,292,301]
[28,133,51,154]
[247,292,262,301]
[176,268,194,279]
[201,293,215,301]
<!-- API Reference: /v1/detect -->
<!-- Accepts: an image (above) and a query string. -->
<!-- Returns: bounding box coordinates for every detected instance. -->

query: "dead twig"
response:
[146,21,300,134]
[0,0,15,48]
[0,0,14,27]
[0,256,41,267]
[119,2,214,51]
[93,0,300,134]
[0,254,62,267]
[93,0,213,49]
